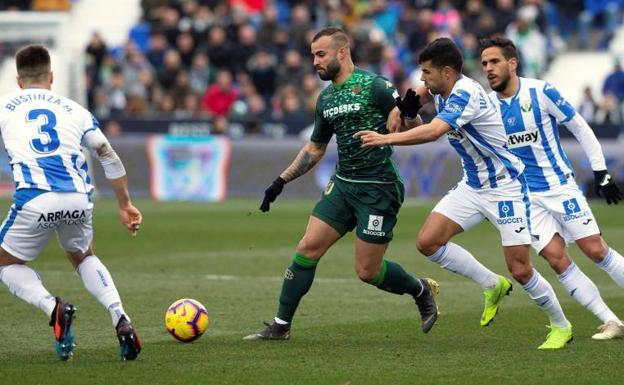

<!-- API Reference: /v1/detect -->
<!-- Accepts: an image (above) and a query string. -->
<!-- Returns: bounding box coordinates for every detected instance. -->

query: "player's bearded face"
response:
[317,56,341,81]
[481,47,512,92]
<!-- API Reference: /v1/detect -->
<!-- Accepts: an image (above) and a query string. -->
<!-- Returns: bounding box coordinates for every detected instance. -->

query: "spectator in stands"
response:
[256,3,279,46]
[232,24,259,74]
[506,5,547,77]
[578,86,600,124]
[157,49,182,90]
[603,62,624,105]
[202,69,239,117]
[145,32,169,70]
[122,47,154,100]
[104,68,127,117]
[172,70,193,110]
[492,0,516,34]
[289,5,313,55]
[432,0,461,35]
[203,26,233,70]
[175,32,196,68]
[602,62,624,130]
[189,52,213,95]
[276,50,308,89]
[246,49,278,101]
[301,73,321,115]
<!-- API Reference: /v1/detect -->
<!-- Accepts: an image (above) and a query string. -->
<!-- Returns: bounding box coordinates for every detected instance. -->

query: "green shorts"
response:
[311,175,404,244]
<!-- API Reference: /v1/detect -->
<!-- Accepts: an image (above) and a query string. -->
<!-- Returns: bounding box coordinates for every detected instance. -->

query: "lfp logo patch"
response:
[498,201,515,218]
[563,198,581,215]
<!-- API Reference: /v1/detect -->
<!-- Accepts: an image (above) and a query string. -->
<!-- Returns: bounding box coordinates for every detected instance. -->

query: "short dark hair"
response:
[479,36,519,60]
[16,44,51,82]
[312,27,350,49]
[418,37,463,73]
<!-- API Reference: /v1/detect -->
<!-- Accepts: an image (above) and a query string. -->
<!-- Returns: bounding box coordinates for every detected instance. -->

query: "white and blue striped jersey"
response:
[489,77,604,192]
[0,88,96,194]
[433,75,524,190]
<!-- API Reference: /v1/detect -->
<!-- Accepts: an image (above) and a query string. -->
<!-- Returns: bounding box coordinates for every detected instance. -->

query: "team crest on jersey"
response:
[520,99,532,112]
[351,85,362,94]
[384,80,393,88]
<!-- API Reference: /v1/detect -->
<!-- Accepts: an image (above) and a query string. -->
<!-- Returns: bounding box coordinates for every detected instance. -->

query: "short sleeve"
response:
[434,89,474,130]
[371,76,397,116]
[310,98,333,143]
[541,82,576,123]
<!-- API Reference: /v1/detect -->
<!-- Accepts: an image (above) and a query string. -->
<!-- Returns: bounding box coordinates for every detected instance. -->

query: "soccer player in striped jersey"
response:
[480,36,624,340]
[0,45,142,360]
[357,37,572,349]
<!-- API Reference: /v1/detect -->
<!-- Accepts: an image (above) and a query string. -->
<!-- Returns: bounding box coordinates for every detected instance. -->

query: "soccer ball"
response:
[165,298,209,342]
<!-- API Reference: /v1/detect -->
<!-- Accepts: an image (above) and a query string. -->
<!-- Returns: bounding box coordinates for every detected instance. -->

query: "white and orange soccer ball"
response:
[165,298,209,342]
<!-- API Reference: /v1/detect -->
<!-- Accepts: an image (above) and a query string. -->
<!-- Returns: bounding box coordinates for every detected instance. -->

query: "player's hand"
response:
[594,170,622,204]
[260,176,286,212]
[354,130,391,147]
[119,203,142,237]
[395,88,422,120]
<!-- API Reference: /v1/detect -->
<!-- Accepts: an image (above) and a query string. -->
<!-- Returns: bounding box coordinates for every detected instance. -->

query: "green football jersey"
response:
[311,68,400,183]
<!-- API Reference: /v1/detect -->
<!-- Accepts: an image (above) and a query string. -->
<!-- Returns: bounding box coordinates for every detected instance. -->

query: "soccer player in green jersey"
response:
[244,27,439,340]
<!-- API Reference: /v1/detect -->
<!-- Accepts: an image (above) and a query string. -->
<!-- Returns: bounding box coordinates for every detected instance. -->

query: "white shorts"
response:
[530,182,600,253]
[433,178,532,246]
[0,190,93,261]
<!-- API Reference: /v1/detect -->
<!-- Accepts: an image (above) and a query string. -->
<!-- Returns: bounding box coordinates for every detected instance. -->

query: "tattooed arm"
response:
[280,141,328,182]
[259,141,328,212]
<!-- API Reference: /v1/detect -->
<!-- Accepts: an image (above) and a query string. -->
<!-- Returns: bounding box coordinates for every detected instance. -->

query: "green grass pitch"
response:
[0,198,622,385]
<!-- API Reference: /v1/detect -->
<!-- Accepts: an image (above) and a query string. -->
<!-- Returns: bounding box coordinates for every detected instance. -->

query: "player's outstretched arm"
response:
[110,176,143,236]
[260,141,327,212]
[83,128,142,235]
[354,118,451,147]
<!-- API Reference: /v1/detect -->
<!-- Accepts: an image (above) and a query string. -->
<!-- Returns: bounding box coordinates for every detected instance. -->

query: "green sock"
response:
[371,260,423,298]
[276,252,318,323]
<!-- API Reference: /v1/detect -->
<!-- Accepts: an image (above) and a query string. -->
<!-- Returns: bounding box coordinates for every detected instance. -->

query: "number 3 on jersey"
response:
[29,108,59,154]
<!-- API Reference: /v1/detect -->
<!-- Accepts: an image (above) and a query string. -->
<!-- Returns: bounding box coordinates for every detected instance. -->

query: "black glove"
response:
[260,176,286,212]
[395,88,422,120]
[594,170,622,205]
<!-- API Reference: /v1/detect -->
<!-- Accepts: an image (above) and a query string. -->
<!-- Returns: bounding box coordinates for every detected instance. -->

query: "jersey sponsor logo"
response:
[363,214,386,237]
[36,209,87,229]
[447,130,464,140]
[496,201,524,225]
[507,129,539,149]
[562,198,589,222]
[322,103,361,118]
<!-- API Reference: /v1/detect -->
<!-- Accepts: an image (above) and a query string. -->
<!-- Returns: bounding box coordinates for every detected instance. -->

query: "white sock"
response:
[522,268,568,328]
[0,264,56,317]
[76,255,126,327]
[274,317,289,325]
[558,262,619,324]
[597,248,624,288]
[427,242,499,289]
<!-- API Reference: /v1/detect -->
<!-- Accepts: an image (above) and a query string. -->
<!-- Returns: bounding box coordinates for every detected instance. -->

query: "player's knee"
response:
[509,263,532,284]
[539,244,570,274]
[295,239,324,260]
[355,264,379,283]
[416,233,439,256]
[580,239,609,263]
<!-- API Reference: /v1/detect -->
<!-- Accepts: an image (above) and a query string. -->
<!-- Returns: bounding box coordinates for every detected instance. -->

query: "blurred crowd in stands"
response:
[5,0,624,136]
